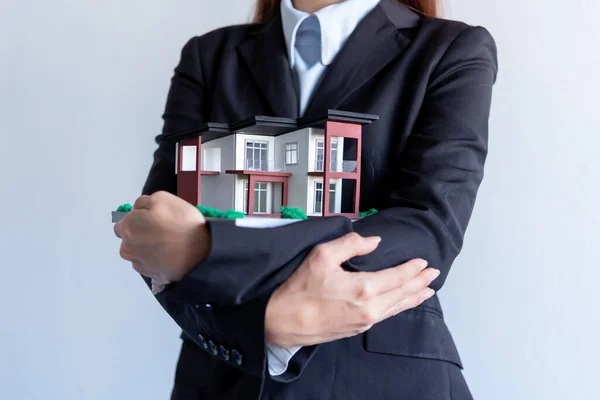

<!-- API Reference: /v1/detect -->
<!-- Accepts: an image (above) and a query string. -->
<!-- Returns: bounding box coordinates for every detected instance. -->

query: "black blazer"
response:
[142,1,498,398]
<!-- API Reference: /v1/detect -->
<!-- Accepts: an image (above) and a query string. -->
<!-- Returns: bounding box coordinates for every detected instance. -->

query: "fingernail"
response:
[426,288,436,298]
[420,259,428,269]
[371,236,382,243]
[431,269,441,278]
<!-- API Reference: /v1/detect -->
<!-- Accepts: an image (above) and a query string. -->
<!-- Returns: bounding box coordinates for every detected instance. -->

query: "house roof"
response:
[157,110,379,145]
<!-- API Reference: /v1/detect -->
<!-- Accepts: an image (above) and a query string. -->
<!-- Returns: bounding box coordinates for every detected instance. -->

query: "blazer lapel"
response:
[303,0,421,117]
[237,16,299,119]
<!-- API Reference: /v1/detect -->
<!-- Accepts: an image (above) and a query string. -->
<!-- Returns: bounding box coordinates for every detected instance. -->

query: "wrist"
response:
[171,221,211,283]
[191,221,211,265]
[265,290,285,346]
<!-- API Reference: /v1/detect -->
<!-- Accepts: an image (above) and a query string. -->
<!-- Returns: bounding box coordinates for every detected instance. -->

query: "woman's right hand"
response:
[265,233,440,348]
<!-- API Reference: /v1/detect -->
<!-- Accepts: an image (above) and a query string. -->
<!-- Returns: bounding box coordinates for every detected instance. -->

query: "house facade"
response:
[167,111,378,219]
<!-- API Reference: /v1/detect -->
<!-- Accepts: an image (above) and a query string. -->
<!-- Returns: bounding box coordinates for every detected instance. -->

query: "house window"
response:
[315,182,337,214]
[203,147,221,171]
[315,140,338,172]
[181,145,197,172]
[330,142,338,172]
[329,183,336,213]
[315,141,324,171]
[314,182,323,214]
[285,142,298,165]
[254,182,268,214]
[246,140,268,171]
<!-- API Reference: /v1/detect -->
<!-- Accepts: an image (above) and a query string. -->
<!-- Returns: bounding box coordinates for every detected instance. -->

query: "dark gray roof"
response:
[156,110,379,144]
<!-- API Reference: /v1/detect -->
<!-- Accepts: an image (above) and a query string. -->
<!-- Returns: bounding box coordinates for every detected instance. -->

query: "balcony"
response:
[226,158,292,177]
[309,160,358,176]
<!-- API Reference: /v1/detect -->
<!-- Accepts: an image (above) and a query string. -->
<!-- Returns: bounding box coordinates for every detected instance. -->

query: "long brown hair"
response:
[253,0,440,23]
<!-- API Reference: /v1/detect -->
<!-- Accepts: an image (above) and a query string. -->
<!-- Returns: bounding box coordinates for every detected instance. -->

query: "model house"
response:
[159,110,378,219]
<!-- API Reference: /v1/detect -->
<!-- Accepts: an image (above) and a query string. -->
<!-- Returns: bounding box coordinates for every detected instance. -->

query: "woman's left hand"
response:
[113,191,211,293]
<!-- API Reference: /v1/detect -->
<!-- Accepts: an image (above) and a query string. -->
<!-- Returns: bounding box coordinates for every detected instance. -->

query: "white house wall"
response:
[234,176,246,212]
[200,135,235,210]
[307,128,323,172]
[307,176,343,216]
[308,129,345,172]
[234,133,276,171]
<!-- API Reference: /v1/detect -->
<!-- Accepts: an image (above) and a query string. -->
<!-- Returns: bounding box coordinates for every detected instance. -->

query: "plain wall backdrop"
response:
[0,0,598,399]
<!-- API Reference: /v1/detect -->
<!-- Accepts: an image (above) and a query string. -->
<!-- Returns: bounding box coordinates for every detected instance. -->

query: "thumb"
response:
[320,232,381,264]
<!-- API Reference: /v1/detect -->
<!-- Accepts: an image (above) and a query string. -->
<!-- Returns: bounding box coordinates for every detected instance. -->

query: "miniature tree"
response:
[359,208,378,218]
[116,203,132,212]
[197,205,244,219]
[280,206,308,220]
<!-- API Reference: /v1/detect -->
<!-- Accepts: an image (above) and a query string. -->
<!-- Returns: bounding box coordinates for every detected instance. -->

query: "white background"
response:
[1,1,598,399]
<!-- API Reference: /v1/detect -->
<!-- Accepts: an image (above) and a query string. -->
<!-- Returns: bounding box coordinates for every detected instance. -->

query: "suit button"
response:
[195,303,213,310]
[232,349,243,366]
[208,341,219,356]
[198,334,208,350]
[219,346,230,361]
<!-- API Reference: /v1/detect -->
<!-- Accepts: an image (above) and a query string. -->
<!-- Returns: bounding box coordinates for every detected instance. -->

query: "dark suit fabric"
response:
[142,1,498,398]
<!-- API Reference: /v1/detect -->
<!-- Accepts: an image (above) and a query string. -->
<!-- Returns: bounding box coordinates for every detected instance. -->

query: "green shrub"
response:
[359,208,379,218]
[197,205,244,219]
[280,206,308,220]
[116,203,132,212]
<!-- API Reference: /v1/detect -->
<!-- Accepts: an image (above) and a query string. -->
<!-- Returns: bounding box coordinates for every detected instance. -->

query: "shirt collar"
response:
[280,0,381,67]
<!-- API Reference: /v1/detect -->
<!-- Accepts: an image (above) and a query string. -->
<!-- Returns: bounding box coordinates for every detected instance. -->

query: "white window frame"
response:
[181,145,197,172]
[285,142,298,165]
[330,142,338,172]
[245,140,269,171]
[315,140,338,172]
[202,147,221,172]
[254,181,269,214]
[329,183,337,213]
[314,182,323,214]
[315,141,324,172]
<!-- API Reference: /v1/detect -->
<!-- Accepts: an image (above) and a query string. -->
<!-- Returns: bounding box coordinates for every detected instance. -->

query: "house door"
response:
[244,180,271,214]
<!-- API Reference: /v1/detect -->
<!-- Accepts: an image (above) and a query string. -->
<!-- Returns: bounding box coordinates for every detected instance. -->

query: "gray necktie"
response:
[295,15,322,67]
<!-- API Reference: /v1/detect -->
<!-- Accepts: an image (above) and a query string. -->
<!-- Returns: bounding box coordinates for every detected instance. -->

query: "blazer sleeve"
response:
[142,36,207,197]
[159,27,498,383]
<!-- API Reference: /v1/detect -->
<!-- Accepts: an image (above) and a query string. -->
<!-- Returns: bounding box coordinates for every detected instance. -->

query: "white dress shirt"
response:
[266,0,381,376]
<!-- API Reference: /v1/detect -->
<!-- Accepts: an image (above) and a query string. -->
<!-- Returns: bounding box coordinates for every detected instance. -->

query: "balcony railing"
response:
[313,160,358,173]
[239,158,285,172]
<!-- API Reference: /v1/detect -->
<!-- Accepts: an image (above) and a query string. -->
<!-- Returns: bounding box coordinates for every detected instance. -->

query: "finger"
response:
[380,287,437,321]
[133,195,152,210]
[374,269,439,319]
[352,268,439,327]
[351,258,429,296]
[316,232,381,264]
[151,281,167,295]
[119,241,134,261]
[393,268,440,300]
[114,219,124,239]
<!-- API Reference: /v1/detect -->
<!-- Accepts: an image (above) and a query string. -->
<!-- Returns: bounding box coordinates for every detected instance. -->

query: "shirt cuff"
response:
[266,344,302,376]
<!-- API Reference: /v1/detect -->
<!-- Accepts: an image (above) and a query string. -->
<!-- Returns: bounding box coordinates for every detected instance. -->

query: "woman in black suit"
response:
[114,0,497,398]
